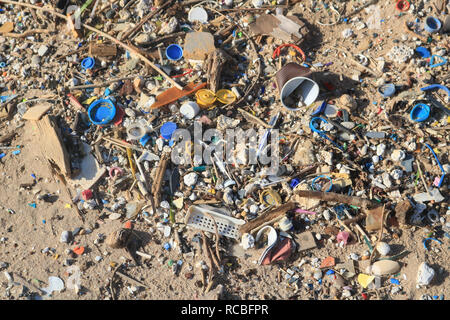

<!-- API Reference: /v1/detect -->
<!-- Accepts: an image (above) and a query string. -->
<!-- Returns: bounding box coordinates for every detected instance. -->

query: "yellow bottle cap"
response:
[216,89,237,104]
[196,89,216,108]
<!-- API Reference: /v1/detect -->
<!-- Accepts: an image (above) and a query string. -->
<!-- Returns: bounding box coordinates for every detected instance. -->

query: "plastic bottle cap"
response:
[180,101,200,119]
[410,103,430,122]
[188,7,208,24]
[216,89,237,104]
[415,46,431,58]
[160,122,177,140]
[88,99,116,125]
[81,57,95,70]
[165,44,183,61]
[195,89,216,108]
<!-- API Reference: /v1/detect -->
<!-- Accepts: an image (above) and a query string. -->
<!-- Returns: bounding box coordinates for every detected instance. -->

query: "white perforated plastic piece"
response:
[185,206,245,240]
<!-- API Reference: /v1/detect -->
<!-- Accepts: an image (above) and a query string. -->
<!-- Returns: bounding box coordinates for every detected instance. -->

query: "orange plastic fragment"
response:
[320,256,335,268]
[73,246,85,255]
[150,82,207,109]
[124,221,133,229]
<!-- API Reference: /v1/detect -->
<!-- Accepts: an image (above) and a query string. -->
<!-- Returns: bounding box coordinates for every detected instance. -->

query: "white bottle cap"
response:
[180,101,200,119]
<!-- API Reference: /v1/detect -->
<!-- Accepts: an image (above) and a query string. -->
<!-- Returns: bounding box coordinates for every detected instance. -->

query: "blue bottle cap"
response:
[410,103,430,122]
[160,122,177,140]
[81,57,95,70]
[415,46,431,58]
[139,134,151,147]
[87,99,116,125]
[165,44,183,61]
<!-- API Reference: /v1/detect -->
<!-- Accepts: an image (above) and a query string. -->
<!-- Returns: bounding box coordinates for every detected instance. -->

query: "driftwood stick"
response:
[69,76,135,90]
[240,202,296,235]
[3,29,52,38]
[238,108,272,128]
[201,232,215,293]
[295,190,378,209]
[202,212,221,263]
[204,48,231,92]
[201,232,220,270]
[116,271,149,288]
[140,31,186,47]
[110,265,121,300]
[151,151,170,207]
[121,0,174,40]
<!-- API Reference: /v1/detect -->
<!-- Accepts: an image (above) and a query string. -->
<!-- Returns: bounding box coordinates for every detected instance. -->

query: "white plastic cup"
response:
[127,123,147,140]
[180,101,200,119]
[280,76,320,110]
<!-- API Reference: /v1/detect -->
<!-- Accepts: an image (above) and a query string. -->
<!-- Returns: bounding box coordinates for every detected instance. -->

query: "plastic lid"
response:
[81,57,95,70]
[165,44,183,61]
[410,103,430,122]
[216,89,237,104]
[88,99,116,125]
[188,7,208,24]
[160,122,177,140]
[196,89,216,107]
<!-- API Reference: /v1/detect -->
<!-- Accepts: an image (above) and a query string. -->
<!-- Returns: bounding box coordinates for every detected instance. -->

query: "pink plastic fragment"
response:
[433,176,441,187]
[295,209,317,215]
[337,231,350,245]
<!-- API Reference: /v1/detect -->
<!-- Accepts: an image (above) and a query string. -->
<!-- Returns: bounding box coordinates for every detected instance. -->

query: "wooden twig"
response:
[3,29,52,38]
[116,271,149,288]
[201,232,220,270]
[238,108,272,128]
[110,265,121,300]
[140,31,186,48]
[240,202,296,235]
[202,212,221,264]
[121,0,174,41]
[151,151,170,208]
[294,190,378,210]
[416,160,430,195]
[69,76,135,90]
